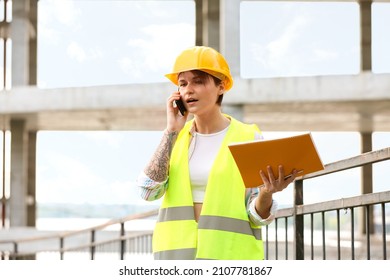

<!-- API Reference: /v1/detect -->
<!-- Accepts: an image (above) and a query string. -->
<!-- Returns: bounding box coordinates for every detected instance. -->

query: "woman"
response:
[137,46,297,260]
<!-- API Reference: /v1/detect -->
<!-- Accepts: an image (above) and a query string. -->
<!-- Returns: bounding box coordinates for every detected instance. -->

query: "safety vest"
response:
[152,116,264,260]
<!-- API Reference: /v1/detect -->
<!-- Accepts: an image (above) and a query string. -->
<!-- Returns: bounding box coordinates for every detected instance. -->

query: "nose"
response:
[182,83,194,96]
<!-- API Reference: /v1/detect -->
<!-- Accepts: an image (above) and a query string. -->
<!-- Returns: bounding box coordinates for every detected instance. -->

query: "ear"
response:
[219,81,226,95]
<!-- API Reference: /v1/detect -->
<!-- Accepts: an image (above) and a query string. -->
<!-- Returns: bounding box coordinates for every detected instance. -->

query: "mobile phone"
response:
[175,97,187,116]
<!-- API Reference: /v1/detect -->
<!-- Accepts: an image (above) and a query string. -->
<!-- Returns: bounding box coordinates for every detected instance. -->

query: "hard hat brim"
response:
[165,69,233,91]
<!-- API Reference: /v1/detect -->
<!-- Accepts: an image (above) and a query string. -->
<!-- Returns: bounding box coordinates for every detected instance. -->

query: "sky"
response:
[2,0,390,211]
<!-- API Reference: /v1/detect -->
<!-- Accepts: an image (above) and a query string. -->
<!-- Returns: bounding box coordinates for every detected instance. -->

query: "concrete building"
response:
[0,0,389,229]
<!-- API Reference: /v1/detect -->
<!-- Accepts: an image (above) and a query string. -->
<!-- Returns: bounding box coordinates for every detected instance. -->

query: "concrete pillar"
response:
[220,0,241,77]
[360,132,374,234]
[359,0,372,71]
[195,1,241,78]
[10,0,37,86]
[8,0,38,228]
[195,0,203,46]
[359,0,374,235]
[27,131,36,226]
[9,119,28,227]
[1,129,6,228]
[195,0,220,50]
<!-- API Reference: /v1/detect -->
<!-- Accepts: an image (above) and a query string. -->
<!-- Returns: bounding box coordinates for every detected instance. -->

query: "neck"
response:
[194,110,230,134]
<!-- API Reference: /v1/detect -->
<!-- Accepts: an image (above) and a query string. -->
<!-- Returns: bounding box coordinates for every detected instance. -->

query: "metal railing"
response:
[264,191,390,260]
[1,147,389,260]
[265,146,390,260]
[0,209,158,260]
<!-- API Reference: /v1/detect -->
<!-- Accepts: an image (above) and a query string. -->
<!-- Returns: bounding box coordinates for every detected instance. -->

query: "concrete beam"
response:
[0,72,389,132]
[1,72,389,113]
[224,72,390,104]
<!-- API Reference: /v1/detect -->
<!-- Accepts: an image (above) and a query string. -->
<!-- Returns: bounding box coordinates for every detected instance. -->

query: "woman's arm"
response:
[144,129,178,182]
[246,188,277,226]
[136,129,178,201]
[137,91,188,201]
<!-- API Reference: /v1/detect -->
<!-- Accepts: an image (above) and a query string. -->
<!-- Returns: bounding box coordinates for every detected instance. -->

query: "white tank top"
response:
[188,127,262,203]
[188,126,229,203]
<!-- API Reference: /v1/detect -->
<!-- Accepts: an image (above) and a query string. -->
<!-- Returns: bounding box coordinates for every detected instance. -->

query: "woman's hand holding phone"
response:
[166,90,188,133]
[174,87,187,116]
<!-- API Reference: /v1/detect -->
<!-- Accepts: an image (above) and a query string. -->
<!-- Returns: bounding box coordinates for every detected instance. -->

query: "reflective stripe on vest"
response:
[152,115,264,260]
[157,206,262,240]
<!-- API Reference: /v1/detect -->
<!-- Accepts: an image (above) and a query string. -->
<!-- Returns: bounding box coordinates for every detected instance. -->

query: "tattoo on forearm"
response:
[144,130,178,182]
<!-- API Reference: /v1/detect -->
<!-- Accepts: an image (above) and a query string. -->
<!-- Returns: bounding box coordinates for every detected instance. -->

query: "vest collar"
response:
[186,114,234,137]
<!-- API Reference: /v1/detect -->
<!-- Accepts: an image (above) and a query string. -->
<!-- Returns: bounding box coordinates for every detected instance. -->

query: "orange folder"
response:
[228,133,324,188]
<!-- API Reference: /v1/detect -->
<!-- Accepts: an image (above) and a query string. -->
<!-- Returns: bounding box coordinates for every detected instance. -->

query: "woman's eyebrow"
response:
[190,75,201,81]
[178,75,201,83]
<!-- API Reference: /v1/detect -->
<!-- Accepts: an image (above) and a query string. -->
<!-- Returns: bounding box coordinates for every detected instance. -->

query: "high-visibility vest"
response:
[152,116,264,260]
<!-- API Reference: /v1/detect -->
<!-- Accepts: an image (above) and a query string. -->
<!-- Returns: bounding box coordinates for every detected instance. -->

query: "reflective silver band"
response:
[154,248,196,260]
[199,215,262,240]
[157,206,261,240]
[157,206,195,222]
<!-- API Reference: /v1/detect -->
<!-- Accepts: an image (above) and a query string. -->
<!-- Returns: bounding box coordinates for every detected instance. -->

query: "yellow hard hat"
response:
[165,46,233,91]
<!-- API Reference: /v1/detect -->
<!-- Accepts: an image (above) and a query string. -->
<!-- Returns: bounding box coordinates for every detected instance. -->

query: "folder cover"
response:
[228,133,324,188]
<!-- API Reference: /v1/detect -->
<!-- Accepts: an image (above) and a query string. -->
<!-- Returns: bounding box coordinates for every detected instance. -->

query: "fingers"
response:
[285,169,299,184]
[167,91,181,106]
[167,92,184,115]
[259,169,268,185]
[278,165,285,181]
[259,166,276,186]
[259,165,298,193]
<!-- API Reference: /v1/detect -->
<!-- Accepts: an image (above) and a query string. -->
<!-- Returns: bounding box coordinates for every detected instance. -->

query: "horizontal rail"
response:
[0,209,158,245]
[275,190,390,218]
[301,147,390,180]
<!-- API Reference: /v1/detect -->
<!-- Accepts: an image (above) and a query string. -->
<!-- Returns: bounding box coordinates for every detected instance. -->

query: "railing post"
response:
[293,179,304,260]
[90,230,95,260]
[350,207,355,260]
[321,211,326,260]
[120,222,125,260]
[265,225,269,260]
[381,203,387,260]
[365,205,371,260]
[274,218,278,259]
[13,241,18,260]
[284,217,288,260]
[60,237,64,260]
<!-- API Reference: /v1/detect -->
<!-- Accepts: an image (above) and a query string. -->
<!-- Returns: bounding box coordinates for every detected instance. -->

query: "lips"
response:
[186,98,198,103]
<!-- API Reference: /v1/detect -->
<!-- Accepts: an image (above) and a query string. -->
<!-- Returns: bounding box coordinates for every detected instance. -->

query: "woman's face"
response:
[177,71,224,116]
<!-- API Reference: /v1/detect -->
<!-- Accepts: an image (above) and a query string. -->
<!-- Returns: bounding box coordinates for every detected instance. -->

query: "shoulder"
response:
[229,116,261,134]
